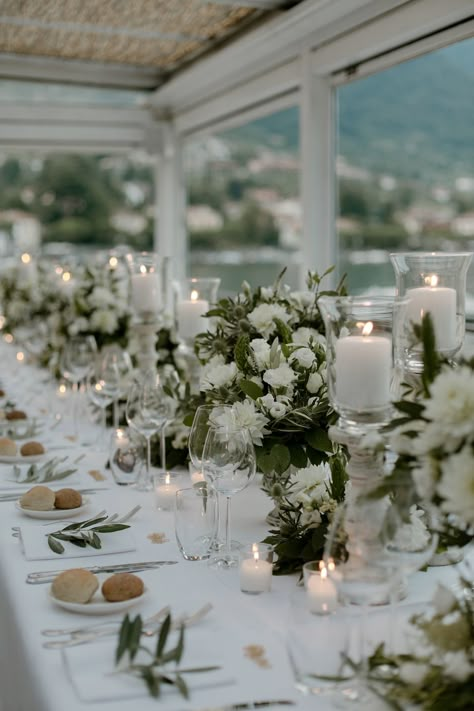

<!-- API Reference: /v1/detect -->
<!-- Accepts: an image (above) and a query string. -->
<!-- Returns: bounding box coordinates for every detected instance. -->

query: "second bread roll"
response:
[102,573,144,602]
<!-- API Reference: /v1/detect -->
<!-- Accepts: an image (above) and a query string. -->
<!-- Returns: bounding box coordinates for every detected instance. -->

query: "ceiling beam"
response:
[0,53,164,90]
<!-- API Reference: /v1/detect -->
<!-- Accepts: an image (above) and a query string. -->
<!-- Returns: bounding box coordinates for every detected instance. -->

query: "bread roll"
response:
[0,437,17,456]
[20,441,45,457]
[19,485,55,511]
[102,573,144,602]
[51,569,99,604]
[6,409,27,420]
[0,388,5,397]
[54,488,82,510]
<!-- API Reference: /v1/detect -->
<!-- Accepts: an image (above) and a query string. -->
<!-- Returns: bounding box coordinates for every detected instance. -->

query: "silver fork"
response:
[42,602,213,649]
[41,605,170,637]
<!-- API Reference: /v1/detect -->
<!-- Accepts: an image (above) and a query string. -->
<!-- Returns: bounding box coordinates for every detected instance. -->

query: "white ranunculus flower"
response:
[432,583,457,616]
[270,402,287,418]
[443,651,472,682]
[200,360,238,392]
[250,338,271,370]
[290,347,315,369]
[438,446,474,526]
[88,286,116,309]
[306,371,323,394]
[292,327,325,347]
[263,363,297,389]
[90,309,118,334]
[398,662,429,686]
[247,303,290,338]
[423,367,474,433]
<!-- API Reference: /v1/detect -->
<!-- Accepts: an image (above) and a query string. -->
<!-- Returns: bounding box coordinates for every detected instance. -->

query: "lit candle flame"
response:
[16,351,25,362]
[327,558,336,572]
[55,266,63,275]
[190,289,199,301]
[425,274,438,287]
[62,271,71,282]
[320,566,328,580]
[109,256,118,268]
[362,321,373,336]
[140,264,147,274]
[252,543,260,561]
[59,383,67,394]
[21,253,31,264]
[4,334,13,343]
[165,473,171,485]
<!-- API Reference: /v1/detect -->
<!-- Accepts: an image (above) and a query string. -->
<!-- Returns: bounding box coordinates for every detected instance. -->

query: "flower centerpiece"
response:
[193,269,348,573]
[371,315,474,553]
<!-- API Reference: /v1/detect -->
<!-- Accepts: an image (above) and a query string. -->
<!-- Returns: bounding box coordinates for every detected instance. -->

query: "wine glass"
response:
[125,370,171,491]
[61,335,97,437]
[323,500,398,704]
[100,345,133,427]
[202,424,256,570]
[87,356,121,450]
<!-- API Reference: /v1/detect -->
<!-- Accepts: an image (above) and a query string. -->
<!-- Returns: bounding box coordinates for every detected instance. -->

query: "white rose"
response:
[270,402,287,418]
[259,393,276,409]
[263,363,297,389]
[432,584,457,616]
[398,662,429,686]
[290,347,315,369]
[443,651,472,682]
[306,371,323,394]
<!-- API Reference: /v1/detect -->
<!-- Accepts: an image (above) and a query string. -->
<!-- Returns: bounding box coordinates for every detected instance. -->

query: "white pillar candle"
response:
[240,545,272,594]
[335,323,391,410]
[155,473,179,511]
[406,278,456,350]
[306,568,338,615]
[177,291,209,340]
[131,272,161,314]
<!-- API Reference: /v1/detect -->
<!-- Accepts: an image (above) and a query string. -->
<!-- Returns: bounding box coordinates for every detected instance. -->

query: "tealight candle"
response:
[154,472,179,511]
[335,321,391,410]
[304,563,338,615]
[406,275,456,351]
[190,469,205,485]
[177,290,209,340]
[239,543,273,594]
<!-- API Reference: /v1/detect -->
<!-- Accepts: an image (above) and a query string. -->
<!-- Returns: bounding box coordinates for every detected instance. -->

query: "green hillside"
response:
[226,38,474,182]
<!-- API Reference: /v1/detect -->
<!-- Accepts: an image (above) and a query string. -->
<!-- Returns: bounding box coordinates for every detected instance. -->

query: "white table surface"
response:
[0,343,467,711]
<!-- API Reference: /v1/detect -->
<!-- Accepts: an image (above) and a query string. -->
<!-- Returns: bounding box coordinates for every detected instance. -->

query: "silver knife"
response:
[192,702,295,711]
[26,561,177,584]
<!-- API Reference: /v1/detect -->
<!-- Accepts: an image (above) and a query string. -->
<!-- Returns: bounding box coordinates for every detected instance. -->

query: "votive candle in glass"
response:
[239,543,273,594]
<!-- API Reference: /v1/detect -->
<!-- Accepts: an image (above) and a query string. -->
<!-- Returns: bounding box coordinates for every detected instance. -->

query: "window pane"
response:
[336,37,474,318]
[184,106,300,295]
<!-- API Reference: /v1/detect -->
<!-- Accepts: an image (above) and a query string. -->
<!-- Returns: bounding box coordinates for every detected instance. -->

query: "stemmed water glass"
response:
[202,424,256,569]
[61,335,97,437]
[87,355,121,450]
[125,370,173,491]
[100,345,133,427]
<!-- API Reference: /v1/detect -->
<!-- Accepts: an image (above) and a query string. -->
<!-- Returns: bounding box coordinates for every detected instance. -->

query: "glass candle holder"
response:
[126,251,164,321]
[173,277,220,342]
[390,252,472,371]
[302,561,338,615]
[319,296,407,430]
[239,543,273,594]
[153,471,180,511]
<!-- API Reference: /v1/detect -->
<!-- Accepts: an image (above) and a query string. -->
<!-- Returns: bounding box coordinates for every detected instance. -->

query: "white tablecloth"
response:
[0,344,468,711]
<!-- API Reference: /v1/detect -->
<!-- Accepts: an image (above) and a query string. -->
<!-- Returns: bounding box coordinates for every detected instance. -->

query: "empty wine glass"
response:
[87,356,121,450]
[100,345,133,427]
[61,335,97,437]
[125,370,171,491]
[202,424,256,570]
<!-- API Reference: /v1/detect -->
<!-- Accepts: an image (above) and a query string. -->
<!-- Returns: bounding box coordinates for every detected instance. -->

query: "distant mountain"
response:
[226,38,474,183]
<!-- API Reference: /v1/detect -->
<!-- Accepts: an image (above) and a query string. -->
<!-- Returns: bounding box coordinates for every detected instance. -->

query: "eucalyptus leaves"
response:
[46,506,140,554]
[115,612,219,699]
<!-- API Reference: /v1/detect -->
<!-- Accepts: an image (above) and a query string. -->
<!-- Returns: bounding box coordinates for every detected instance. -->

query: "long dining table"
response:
[0,340,469,711]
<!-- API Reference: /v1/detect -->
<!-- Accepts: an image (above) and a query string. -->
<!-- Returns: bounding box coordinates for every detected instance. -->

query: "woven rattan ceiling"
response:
[0,1,300,88]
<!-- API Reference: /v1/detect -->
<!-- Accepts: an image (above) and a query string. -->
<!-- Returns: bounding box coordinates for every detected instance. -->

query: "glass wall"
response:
[336,37,474,318]
[184,106,301,296]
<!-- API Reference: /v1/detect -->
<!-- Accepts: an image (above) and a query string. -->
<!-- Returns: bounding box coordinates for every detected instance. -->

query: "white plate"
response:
[0,453,47,464]
[48,583,148,615]
[15,497,90,519]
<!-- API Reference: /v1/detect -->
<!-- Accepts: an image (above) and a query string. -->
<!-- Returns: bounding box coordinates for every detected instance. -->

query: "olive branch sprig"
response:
[46,505,140,554]
[114,612,220,699]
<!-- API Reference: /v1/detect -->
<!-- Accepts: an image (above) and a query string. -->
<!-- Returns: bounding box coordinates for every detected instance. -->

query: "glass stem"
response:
[113,399,119,428]
[72,381,79,439]
[225,496,232,556]
[101,407,107,443]
[160,423,167,473]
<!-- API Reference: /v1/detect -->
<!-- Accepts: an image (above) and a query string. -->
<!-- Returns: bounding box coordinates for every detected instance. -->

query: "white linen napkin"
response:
[62,615,296,706]
[19,524,136,561]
